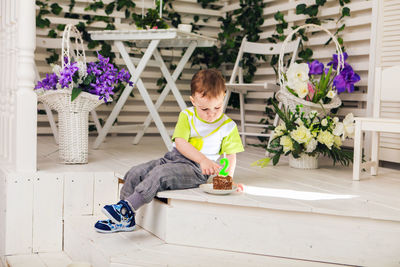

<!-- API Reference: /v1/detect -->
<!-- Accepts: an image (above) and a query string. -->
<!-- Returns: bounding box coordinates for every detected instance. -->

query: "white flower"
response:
[334,135,342,148]
[321,118,328,127]
[327,90,336,99]
[76,61,87,79]
[287,63,309,85]
[273,123,286,138]
[295,118,304,126]
[290,125,313,144]
[52,64,62,78]
[309,110,319,118]
[287,63,309,97]
[317,130,335,149]
[294,81,309,99]
[280,135,294,153]
[333,122,344,136]
[305,138,318,153]
[333,117,339,124]
[343,113,355,139]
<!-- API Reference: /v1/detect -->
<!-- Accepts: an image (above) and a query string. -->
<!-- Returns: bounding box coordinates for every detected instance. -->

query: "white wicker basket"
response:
[38,90,103,164]
[276,24,343,116]
[289,153,319,169]
[37,24,104,164]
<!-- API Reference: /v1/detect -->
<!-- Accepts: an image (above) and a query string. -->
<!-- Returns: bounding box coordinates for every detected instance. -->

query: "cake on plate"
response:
[213,175,233,190]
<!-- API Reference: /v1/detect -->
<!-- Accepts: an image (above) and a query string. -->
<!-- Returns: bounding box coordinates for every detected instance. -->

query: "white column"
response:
[15,0,37,172]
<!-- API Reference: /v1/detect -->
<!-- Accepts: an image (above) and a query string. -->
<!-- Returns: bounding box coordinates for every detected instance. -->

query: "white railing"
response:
[0,0,37,172]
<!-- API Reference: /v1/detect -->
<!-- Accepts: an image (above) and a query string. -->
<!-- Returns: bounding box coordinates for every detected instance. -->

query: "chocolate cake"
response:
[213,175,233,190]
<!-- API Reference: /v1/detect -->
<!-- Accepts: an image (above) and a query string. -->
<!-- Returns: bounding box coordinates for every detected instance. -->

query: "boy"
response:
[95,69,244,233]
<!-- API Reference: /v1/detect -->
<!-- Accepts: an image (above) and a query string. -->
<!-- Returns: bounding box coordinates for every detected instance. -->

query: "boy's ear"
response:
[190,96,195,106]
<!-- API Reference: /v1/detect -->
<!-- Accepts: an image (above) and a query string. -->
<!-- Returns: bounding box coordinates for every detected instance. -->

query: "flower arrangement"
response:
[35,53,133,102]
[254,100,355,167]
[285,52,360,104]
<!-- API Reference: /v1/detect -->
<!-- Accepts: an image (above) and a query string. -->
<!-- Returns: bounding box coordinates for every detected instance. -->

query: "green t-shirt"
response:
[172,107,244,161]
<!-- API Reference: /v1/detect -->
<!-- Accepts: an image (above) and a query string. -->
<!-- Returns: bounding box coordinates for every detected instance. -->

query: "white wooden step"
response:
[6,252,72,267]
[64,215,345,267]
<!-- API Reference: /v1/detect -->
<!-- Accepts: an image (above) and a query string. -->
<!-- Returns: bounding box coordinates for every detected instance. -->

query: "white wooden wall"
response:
[1,0,37,172]
[35,0,386,160]
[370,0,400,163]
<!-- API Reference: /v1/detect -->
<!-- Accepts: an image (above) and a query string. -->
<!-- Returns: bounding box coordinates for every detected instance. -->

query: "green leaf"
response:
[50,3,62,15]
[105,2,115,15]
[71,87,82,102]
[342,7,350,17]
[47,29,57,38]
[274,11,284,21]
[57,24,66,31]
[305,5,319,17]
[83,75,93,86]
[316,0,327,5]
[272,153,281,165]
[296,4,306,14]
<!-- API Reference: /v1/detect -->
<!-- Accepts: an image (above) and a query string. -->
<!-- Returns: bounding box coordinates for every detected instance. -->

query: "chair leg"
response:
[371,131,379,176]
[353,122,363,181]
[239,92,246,146]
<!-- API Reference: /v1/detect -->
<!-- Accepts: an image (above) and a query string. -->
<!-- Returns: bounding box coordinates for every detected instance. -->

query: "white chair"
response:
[353,66,400,181]
[224,36,300,147]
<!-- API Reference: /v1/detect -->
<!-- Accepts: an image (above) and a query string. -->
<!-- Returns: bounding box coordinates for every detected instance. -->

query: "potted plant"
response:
[254,101,355,169]
[35,53,133,164]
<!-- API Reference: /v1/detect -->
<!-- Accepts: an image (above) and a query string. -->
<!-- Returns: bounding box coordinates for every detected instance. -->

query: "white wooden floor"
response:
[37,135,400,223]
[32,135,400,266]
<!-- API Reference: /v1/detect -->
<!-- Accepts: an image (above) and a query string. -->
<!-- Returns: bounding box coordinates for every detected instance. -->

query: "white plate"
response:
[199,183,237,195]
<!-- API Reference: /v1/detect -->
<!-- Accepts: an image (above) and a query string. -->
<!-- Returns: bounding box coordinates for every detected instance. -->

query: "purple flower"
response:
[59,62,79,88]
[35,52,133,103]
[333,65,360,93]
[35,73,58,90]
[308,60,324,75]
[327,52,349,70]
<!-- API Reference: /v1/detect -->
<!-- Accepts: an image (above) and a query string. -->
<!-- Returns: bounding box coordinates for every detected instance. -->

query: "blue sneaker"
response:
[102,200,134,225]
[94,219,135,233]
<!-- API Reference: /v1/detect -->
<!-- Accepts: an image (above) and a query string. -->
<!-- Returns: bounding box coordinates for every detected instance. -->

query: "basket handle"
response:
[61,24,87,70]
[278,24,344,90]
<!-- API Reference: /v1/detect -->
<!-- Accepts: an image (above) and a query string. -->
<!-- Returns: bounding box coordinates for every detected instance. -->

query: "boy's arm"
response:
[175,137,221,175]
[226,153,236,177]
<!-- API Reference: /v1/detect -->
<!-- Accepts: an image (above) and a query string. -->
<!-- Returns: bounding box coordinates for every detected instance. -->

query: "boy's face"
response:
[190,92,225,123]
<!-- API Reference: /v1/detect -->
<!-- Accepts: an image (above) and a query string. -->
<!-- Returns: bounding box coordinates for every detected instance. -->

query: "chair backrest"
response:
[373,66,400,118]
[228,37,300,84]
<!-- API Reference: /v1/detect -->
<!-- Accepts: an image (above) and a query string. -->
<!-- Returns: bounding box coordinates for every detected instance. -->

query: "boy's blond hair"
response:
[190,69,226,98]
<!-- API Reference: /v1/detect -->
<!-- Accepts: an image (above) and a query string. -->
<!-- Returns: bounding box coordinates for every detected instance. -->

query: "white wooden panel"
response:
[64,173,94,216]
[6,254,46,267]
[93,172,119,215]
[135,199,169,241]
[33,173,63,253]
[5,174,34,255]
[0,169,7,261]
[166,199,400,267]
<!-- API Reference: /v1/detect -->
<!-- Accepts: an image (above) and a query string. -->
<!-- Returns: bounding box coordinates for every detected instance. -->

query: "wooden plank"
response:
[93,172,119,215]
[33,173,63,253]
[5,174,35,255]
[64,173,94,216]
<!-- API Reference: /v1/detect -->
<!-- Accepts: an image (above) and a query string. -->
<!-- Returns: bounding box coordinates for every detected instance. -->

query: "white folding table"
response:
[89,29,216,150]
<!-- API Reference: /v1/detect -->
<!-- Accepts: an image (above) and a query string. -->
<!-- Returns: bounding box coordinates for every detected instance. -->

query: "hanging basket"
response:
[276,24,343,116]
[37,24,105,164]
[289,153,319,169]
[38,90,104,164]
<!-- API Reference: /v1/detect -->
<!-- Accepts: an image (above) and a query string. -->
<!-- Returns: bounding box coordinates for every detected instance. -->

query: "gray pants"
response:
[120,148,209,211]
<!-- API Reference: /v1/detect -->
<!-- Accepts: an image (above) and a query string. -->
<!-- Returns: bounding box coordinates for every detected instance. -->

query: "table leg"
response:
[93,40,160,149]
[118,40,173,150]
[133,41,197,145]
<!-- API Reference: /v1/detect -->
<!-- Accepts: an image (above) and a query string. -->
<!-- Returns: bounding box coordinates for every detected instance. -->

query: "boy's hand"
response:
[200,158,221,175]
